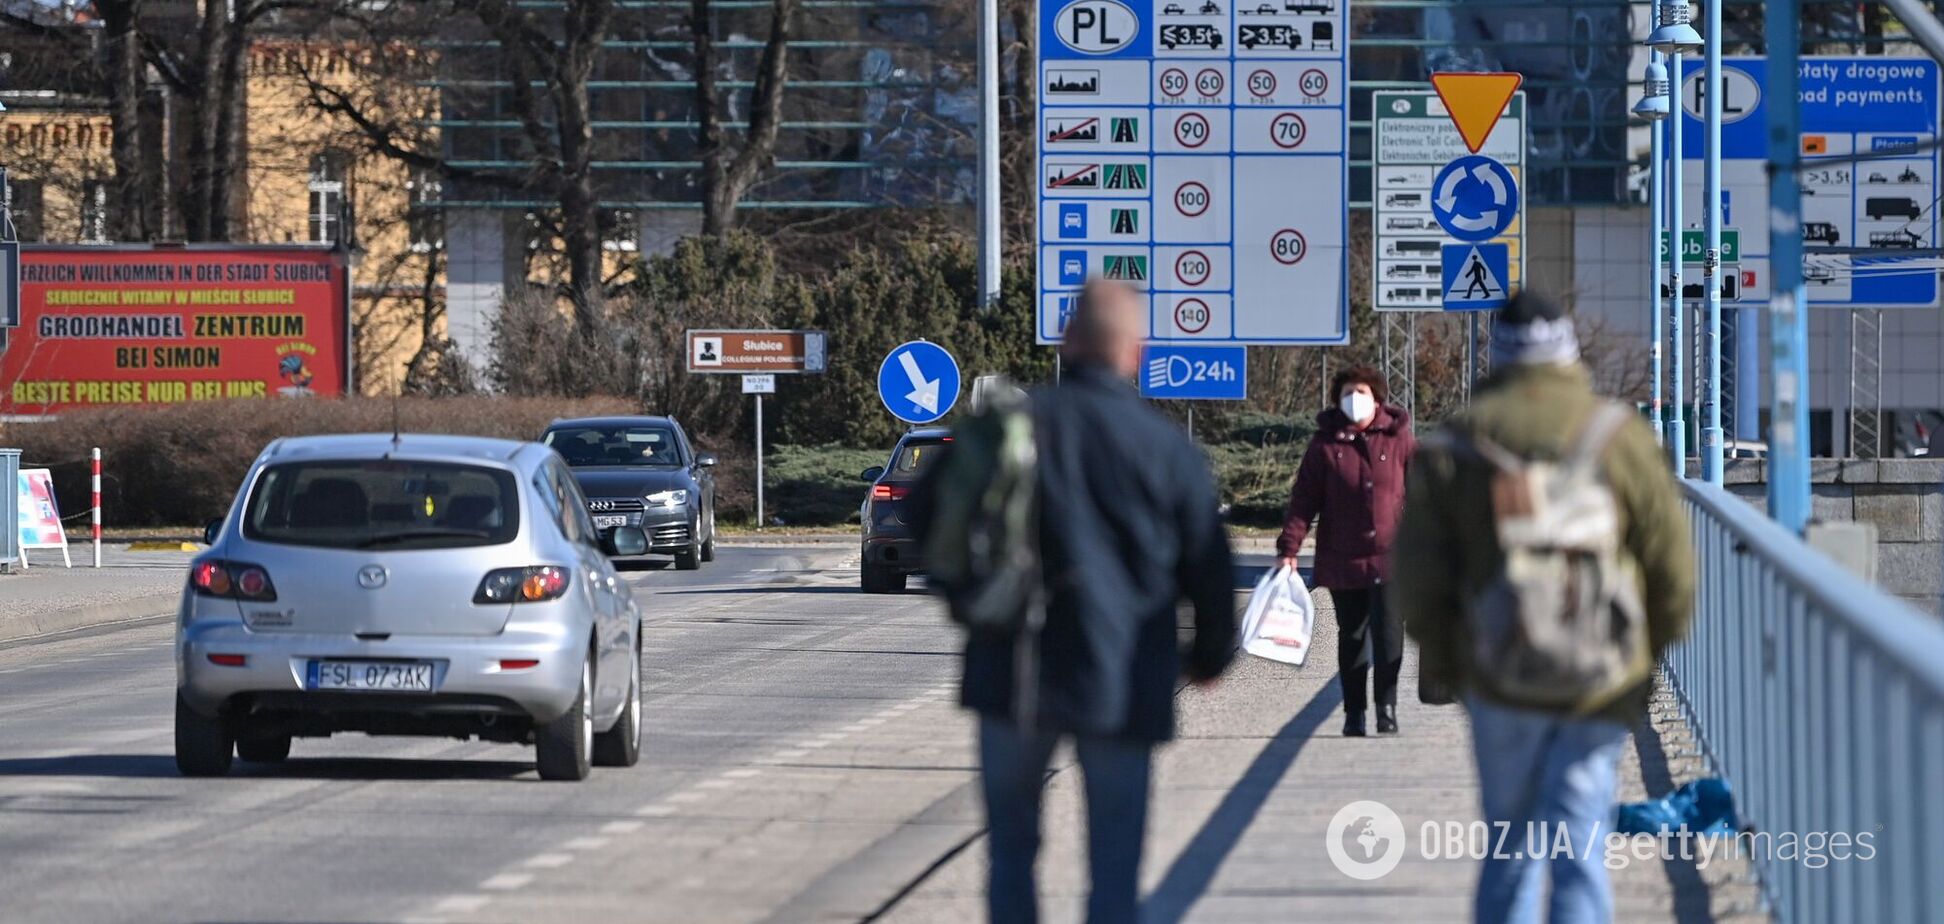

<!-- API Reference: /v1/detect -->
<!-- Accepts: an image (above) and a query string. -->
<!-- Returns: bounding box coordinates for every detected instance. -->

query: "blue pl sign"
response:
[1679,56,1941,309]
[1141,345,1246,400]
[1431,155,1520,243]
[877,341,961,424]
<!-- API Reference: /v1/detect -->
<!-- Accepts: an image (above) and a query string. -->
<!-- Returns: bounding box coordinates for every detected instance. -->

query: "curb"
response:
[0,593,179,646]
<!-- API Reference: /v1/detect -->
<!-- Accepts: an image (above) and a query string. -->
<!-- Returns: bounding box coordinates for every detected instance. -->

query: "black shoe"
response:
[1376,705,1398,735]
[1343,711,1367,737]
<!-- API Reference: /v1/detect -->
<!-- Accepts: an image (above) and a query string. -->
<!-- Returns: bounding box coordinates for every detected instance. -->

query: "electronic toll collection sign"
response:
[0,247,350,415]
[1036,0,1349,345]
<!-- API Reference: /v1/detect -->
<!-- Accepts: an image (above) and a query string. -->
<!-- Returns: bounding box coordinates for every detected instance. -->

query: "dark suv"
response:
[543,416,718,570]
[859,428,951,593]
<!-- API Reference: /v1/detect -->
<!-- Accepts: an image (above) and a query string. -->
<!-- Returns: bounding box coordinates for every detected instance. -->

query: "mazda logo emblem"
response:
[589,500,616,511]
[357,565,388,589]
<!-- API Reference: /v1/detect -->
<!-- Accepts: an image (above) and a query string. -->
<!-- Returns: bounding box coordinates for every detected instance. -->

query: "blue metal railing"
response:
[1669,481,1944,923]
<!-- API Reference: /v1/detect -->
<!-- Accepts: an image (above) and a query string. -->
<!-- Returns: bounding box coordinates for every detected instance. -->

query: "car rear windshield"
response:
[244,460,521,550]
[887,438,950,481]
[544,425,683,467]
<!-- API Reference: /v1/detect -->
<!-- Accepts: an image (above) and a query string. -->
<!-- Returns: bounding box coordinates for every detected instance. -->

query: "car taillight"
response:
[872,484,909,501]
[475,566,571,604]
[190,560,277,601]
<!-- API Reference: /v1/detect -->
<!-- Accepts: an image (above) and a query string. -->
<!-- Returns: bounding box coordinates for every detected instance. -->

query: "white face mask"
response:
[1340,392,1376,424]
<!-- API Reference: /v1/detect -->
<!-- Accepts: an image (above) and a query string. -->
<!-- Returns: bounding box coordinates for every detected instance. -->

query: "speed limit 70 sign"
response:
[1035,0,1349,345]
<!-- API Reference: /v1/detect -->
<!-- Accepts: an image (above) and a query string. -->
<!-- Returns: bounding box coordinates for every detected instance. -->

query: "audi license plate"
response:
[593,514,627,529]
[307,660,435,692]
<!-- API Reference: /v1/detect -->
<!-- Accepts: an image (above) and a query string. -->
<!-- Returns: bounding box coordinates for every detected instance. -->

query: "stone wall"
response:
[1718,459,1944,613]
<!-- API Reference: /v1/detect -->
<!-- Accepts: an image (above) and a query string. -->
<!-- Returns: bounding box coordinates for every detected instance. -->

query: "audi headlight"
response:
[645,489,690,507]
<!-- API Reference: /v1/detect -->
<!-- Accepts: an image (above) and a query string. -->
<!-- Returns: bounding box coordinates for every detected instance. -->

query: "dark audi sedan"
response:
[543,416,717,570]
[859,427,951,593]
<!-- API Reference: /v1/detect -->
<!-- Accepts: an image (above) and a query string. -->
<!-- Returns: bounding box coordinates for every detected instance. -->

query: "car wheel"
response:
[700,509,716,563]
[175,692,234,777]
[862,564,906,594]
[593,638,642,768]
[236,733,292,763]
[536,657,594,781]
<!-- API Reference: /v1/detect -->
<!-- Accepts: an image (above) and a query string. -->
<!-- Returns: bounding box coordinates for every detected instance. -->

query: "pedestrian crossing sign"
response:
[1441,242,1512,311]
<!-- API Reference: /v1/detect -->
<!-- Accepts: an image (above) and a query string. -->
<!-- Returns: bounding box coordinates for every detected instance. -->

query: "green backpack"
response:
[923,388,1042,635]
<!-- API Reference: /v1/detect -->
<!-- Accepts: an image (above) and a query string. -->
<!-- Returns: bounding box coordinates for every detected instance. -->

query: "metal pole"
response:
[1668,49,1688,475]
[976,0,1001,309]
[91,447,102,568]
[754,394,765,528]
[1648,29,1667,444]
[1766,0,1811,531]
[1735,305,1761,441]
[1700,0,1724,485]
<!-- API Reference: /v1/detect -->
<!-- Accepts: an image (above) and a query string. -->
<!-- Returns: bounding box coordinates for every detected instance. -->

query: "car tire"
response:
[699,510,716,563]
[236,733,292,763]
[675,547,701,570]
[862,564,906,594]
[536,657,594,781]
[175,692,234,777]
[593,638,642,768]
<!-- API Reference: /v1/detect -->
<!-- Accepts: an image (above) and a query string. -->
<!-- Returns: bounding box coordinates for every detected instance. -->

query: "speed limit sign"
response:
[1299,68,1329,98]
[1174,250,1212,287]
[1246,69,1277,99]
[1270,229,1307,265]
[1173,298,1212,334]
[1269,112,1307,149]
[1174,181,1211,218]
[1173,112,1210,149]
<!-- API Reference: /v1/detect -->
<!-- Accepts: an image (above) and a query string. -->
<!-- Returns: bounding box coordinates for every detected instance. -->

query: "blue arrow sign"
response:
[877,341,961,424]
[1140,345,1246,400]
[1441,242,1511,311]
[1430,154,1520,243]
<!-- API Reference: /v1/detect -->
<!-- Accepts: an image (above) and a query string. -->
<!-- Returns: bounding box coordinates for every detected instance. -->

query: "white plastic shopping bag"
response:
[1239,565,1315,666]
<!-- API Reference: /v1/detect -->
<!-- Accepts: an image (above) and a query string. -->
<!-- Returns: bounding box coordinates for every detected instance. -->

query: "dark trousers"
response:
[1331,586,1403,715]
[979,716,1153,924]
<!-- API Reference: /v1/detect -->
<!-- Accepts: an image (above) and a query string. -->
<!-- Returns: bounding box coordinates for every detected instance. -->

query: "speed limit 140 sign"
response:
[1034,0,1350,345]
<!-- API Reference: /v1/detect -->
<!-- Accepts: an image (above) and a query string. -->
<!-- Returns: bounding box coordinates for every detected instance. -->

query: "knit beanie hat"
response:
[1490,290,1580,367]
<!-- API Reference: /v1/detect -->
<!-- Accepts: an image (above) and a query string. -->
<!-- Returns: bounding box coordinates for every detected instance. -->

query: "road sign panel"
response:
[1037,0,1349,344]
[0,241,17,328]
[877,341,960,425]
[686,330,827,374]
[1373,91,1525,311]
[1441,243,1511,311]
[1429,72,1522,154]
[741,374,776,394]
[1430,155,1519,242]
[1679,55,1941,309]
[1660,229,1741,264]
[1140,344,1247,400]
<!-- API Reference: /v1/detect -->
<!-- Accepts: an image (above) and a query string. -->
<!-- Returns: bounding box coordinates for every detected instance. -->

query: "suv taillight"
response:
[190,560,278,601]
[475,566,571,604]
[872,484,909,501]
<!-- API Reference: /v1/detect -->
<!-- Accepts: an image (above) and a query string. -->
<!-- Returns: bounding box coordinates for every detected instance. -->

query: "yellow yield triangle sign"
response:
[1431,72,1523,154]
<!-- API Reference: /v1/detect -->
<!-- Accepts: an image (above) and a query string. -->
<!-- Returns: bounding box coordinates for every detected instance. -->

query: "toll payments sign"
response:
[1036,0,1349,345]
[0,246,349,415]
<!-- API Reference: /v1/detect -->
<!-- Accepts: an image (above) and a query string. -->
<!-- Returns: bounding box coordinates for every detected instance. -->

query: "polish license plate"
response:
[307,660,435,692]
[593,514,628,529]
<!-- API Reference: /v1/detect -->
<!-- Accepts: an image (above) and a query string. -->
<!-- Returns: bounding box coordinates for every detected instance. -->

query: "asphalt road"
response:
[0,546,987,924]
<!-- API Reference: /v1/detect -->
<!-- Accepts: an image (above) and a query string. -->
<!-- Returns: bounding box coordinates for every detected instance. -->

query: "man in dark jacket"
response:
[963,278,1236,924]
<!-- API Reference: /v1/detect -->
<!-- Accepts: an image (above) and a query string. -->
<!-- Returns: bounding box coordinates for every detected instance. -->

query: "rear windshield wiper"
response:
[356,528,492,548]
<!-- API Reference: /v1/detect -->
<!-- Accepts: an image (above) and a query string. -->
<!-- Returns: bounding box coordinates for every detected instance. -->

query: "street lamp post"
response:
[1649,2,1703,476]
[1700,0,1725,485]
[1636,43,1671,446]
[1766,0,1811,531]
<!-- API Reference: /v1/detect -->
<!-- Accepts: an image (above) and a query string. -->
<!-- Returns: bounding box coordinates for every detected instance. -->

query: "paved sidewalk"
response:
[879,591,1766,924]
[0,547,193,643]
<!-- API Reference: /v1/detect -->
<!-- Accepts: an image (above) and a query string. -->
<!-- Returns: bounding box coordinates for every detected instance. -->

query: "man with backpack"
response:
[1389,291,1694,923]
[919,278,1236,923]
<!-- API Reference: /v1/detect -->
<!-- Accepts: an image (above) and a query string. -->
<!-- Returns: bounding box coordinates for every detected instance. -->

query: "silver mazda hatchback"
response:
[176,433,648,781]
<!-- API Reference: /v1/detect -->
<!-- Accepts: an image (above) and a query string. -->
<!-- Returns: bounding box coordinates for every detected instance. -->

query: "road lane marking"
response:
[634,804,677,817]
[525,853,575,869]
[725,768,762,778]
[481,872,533,890]
[433,895,489,913]
[666,791,707,803]
[696,778,733,789]
[771,749,809,759]
[562,836,609,850]
[601,820,644,834]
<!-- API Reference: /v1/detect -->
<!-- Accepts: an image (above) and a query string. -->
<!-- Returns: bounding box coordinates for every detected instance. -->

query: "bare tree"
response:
[691,0,795,237]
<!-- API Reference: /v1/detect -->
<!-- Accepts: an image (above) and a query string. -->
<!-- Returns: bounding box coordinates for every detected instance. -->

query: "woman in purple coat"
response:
[1275,366,1416,736]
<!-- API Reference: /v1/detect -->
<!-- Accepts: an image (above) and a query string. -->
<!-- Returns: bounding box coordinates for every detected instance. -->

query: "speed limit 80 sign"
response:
[1034,0,1349,345]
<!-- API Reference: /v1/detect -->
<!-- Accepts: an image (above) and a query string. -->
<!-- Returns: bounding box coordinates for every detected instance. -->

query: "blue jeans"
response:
[1466,697,1632,924]
[979,716,1153,924]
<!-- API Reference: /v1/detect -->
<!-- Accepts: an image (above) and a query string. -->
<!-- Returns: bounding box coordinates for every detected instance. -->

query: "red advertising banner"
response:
[0,246,350,415]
